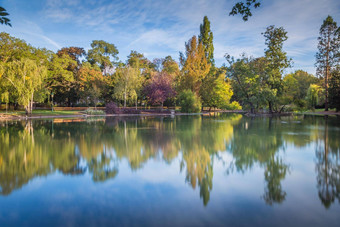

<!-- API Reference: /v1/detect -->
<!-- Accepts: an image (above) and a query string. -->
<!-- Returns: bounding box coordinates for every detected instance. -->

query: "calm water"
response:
[0,114,340,226]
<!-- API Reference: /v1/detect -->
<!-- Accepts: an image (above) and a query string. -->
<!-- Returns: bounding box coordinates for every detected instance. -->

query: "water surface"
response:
[0,114,340,226]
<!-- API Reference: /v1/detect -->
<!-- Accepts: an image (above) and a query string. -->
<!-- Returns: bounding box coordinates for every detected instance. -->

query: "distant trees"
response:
[87,40,119,71]
[316,15,340,111]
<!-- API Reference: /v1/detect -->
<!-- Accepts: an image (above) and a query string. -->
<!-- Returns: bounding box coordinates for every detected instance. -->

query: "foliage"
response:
[200,69,233,109]
[87,40,119,70]
[179,36,211,94]
[329,67,340,111]
[105,102,121,114]
[199,16,214,66]
[306,84,323,109]
[179,90,201,113]
[315,15,340,111]
[0,6,11,27]
[226,101,242,110]
[229,0,261,21]
[113,66,143,107]
[144,72,176,107]
[1,58,47,114]
[85,108,105,115]
[262,25,292,113]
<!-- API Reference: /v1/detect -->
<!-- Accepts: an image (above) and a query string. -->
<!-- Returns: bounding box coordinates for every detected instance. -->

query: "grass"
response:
[0,110,82,116]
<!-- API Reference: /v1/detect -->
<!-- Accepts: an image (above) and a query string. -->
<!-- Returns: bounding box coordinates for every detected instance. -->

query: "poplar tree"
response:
[199,16,214,66]
[315,15,340,111]
[179,36,211,94]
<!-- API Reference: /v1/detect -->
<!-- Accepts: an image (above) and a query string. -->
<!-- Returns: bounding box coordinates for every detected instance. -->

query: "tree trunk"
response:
[269,102,273,114]
[161,102,163,112]
[135,98,137,110]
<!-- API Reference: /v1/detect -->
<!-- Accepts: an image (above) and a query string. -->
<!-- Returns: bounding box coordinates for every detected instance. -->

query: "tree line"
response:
[0,15,339,114]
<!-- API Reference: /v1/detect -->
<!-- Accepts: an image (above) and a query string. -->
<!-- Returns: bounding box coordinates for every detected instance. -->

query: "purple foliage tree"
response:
[145,72,176,109]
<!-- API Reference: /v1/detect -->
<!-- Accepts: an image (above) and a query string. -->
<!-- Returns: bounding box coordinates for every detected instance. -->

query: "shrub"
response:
[85,108,105,115]
[106,102,121,114]
[225,101,242,110]
[179,90,201,113]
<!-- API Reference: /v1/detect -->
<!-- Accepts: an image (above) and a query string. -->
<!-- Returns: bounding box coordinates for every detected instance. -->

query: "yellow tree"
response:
[0,58,47,115]
[179,36,211,94]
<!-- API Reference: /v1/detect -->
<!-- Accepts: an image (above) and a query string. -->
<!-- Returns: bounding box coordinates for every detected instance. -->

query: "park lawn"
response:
[0,110,82,116]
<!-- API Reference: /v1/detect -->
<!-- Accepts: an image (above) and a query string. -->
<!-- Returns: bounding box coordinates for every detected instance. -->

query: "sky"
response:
[1,0,340,74]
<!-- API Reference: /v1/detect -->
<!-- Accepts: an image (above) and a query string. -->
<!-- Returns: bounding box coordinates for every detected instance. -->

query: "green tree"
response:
[179,36,211,94]
[200,69,233,110]
[307,84,323,110]
[179,89,201,113]
[329,67,340,111]
[316,16,340,111]
[199,16,214,66]
[87,40,119,70]
[0,6,11,27]
[263,25,292,113]
[114,66,143,108]
[1,58,47,115]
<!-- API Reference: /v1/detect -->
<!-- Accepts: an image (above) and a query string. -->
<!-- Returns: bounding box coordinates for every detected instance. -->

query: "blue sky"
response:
[1,0,340,74]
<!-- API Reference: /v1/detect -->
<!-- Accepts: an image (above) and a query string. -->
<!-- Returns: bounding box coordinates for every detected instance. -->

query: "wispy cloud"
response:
[3,0,340,74]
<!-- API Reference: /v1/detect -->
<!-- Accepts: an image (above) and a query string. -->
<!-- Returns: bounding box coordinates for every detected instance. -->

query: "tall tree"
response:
[315,16,340,111]
[0,7,11,27]
[87,40,119,71]
[179,36,211,94]
[229,0,261,21]
[57,47,86,64]
[263,25,291,113]
[199,16,214,66]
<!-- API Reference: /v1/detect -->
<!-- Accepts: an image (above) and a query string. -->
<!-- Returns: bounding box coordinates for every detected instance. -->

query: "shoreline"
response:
[1,110,339,121]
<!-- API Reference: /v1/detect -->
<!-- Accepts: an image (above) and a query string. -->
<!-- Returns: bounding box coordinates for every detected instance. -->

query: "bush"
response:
[225,101,242,110]
[106,102,121,114]
[85,108,105,115]
[179,90,201,113]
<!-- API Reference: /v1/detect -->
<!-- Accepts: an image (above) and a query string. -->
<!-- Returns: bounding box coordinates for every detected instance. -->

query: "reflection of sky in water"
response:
[0,114,339,226]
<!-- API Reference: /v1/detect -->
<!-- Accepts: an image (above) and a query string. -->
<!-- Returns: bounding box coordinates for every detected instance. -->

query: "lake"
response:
[0,113,340,226]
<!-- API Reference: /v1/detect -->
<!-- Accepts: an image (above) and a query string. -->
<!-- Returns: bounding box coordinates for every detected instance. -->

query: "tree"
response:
[329,67,340,111]
[229,0,261,21]
[144,72,176,108]
[87,40,119,70]
[262,25,291,113]
[226,54,265,113]
[1,58,47,115]
[316,16,340,111]
[200,69,233,110]
[179,36,211,94]
[162,56,180,76]
[0,6,11,27]
[113,66,143,108]
[57,47,86,64]
[306,84,323,110]
[78,62,104,107]
[199,16,214,66]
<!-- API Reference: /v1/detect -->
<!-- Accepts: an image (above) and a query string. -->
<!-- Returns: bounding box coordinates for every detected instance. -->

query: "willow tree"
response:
[179,36,211,94]
[1,59,47,115]
[199,16,214,66]
[315,16,340,111]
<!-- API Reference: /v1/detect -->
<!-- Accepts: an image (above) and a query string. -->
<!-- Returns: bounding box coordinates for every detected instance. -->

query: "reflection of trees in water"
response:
[1,115,339,208]
[315,116,340,208]
[227,118,289,205]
